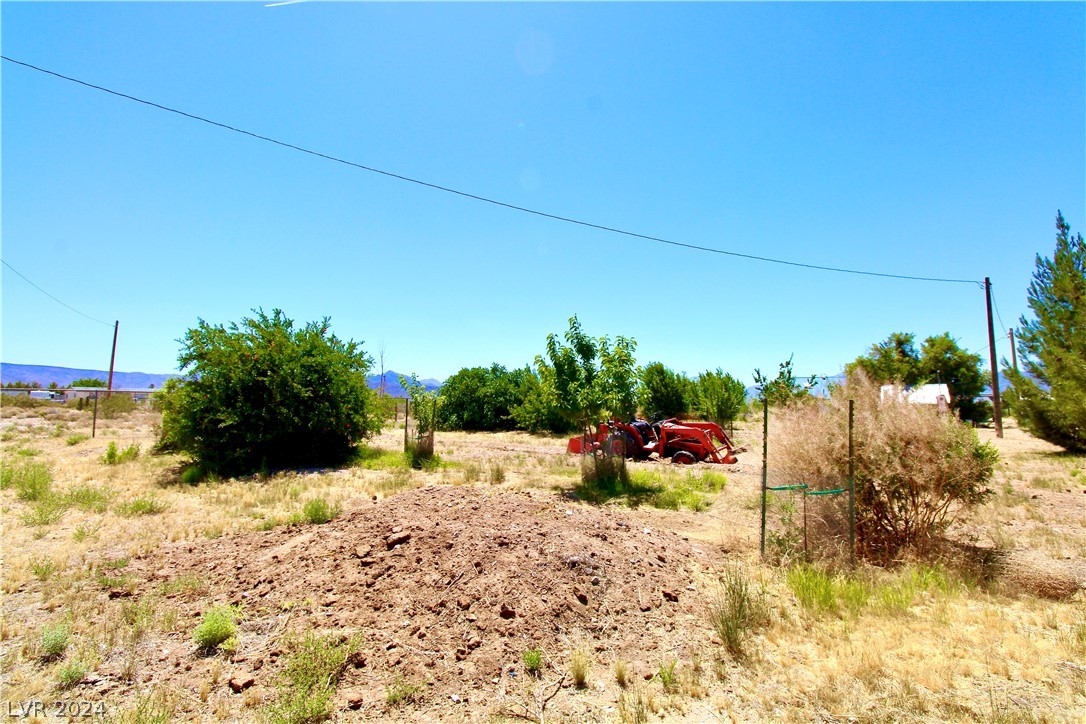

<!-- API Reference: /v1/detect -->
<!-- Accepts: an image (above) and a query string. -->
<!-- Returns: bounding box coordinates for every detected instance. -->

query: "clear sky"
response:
[3,2,1083,384]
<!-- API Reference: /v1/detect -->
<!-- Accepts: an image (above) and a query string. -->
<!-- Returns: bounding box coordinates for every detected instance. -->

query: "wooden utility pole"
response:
[1009,328,1019,375]
[106,321,119,397]
[984,278,1003,438]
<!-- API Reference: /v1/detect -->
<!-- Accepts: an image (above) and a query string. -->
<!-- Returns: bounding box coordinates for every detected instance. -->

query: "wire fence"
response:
[759,398,857,566]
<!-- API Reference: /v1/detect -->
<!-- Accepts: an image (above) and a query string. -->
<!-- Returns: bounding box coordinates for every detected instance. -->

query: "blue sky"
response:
[3,2,1083,384]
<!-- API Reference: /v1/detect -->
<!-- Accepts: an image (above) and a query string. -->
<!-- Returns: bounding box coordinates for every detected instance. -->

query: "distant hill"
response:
[367,371,442,397]
[1,363,177,390]
[1,363,441,395]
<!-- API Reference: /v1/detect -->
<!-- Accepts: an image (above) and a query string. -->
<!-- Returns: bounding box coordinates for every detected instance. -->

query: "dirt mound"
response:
[139,485,721,717]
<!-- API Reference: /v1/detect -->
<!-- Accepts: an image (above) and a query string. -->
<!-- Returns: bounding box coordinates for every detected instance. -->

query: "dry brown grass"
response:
[1,405,1082,721]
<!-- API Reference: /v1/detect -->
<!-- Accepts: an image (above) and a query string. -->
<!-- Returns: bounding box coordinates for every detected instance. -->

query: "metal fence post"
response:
[92,391,99,438]
[848,399,856,567]
[760,396,768,559]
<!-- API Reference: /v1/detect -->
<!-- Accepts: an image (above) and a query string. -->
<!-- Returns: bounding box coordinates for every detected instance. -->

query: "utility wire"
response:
[1,259,114,327]
[991,286,1010,337]
[3,55,985,287]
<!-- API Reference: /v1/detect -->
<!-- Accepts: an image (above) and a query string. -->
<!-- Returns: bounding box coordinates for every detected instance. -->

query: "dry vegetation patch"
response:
[1,403,1083,721]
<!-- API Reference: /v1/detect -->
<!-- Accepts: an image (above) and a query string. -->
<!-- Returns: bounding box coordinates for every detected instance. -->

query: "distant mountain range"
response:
[1,363,177,390]
[1,363,441,395]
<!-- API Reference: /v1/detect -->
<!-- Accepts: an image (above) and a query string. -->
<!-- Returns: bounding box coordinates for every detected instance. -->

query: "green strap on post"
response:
[767,484,808,492]
[805,487,846,496]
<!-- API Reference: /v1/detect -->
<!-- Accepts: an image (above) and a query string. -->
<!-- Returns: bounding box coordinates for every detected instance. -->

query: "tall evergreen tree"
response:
[1004,212,1086,452]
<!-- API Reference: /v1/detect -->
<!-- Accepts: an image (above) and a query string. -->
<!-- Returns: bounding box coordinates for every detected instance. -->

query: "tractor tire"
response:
[672,451,697,465]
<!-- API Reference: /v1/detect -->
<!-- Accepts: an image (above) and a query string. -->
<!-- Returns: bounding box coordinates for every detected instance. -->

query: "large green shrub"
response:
[156,309,381,476]
[638,363,690,421]
[693,369,748,426]
[509,367,577,434]
[438,364,528,431]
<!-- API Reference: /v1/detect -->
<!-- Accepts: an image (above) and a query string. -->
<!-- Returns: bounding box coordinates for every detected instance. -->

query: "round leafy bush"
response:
[438,364,528,431]
[157,309,381,477]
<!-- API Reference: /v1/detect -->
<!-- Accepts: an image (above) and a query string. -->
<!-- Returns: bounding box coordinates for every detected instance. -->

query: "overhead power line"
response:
[1,259,114,327]
[991,286,1010,337]
[3,55,984,287]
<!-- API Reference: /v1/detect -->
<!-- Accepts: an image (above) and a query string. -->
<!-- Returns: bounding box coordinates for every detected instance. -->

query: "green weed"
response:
[265,633,361,722]
[30,558,57,581]
[353,446,409,470]
[65,483,114,512]
[22,495,68,527]
[56,660,88,689]
[115,496,168,517]
[103,441,140,465]
[39,623,70,660]
[192,604,240,651]
[3,460,53,501]
[657,659,678,693]
[522,647,543,676]
[65,434,89,446]
[385,675,424,708]
[709,565,769,658]
[301,496,340,524]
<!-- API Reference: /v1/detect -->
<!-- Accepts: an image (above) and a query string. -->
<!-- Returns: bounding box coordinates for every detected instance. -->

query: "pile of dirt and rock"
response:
[137,485,724,717]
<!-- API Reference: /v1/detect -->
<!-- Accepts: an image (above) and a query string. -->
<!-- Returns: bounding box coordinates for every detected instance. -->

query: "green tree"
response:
[69,377,107,388]
[638,363,689,421]
[845,333,922,386]
[917,333,988,423]
[847,332,988,423]
[438,364,527,431]
[693,369,748,425]
[509,367,575,434]
[1004,212,1086,452]
[157,309,381,476]
[533,316,638,433]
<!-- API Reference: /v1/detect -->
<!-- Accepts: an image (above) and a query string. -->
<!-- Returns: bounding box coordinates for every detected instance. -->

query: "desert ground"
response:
[1,401,1083,722]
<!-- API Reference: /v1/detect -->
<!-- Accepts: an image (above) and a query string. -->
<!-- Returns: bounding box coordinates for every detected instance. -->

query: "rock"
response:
[500,603,516,619]
[228,676,255,693]
[591,576,600,586]
[108,588,132,599]
[353,544,372,559]
[663,590,679,602]
[386,531,411,549]
[576,591,589,605]
[343,688,365,709]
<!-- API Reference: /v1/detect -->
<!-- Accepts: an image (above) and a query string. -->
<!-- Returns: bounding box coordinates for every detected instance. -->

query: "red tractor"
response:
[567,418,743,465]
